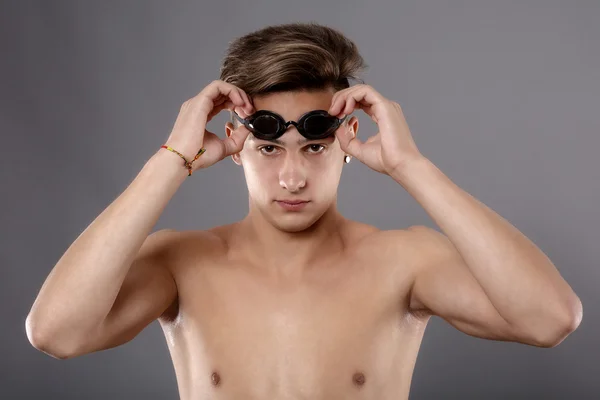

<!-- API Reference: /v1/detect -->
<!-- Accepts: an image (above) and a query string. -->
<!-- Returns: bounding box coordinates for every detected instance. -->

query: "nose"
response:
[279,153,307,193]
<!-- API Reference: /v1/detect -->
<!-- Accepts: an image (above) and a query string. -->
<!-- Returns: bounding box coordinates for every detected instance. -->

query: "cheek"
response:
[308,158,344,192]
[243,162,276,198]
[323,165,344,187]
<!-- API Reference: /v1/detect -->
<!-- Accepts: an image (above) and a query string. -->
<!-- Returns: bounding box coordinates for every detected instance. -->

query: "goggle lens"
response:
[303,114,337,136]
[248,112,341,139]
[252,114,281,135]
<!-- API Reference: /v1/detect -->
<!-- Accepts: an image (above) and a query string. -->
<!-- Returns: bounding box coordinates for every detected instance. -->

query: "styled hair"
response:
[219,22,368,125]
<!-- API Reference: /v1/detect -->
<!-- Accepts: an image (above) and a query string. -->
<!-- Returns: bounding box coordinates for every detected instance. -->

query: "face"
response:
[225,88,359,233]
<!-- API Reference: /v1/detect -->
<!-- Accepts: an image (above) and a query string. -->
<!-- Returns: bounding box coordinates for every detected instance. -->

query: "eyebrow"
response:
[249,136,323,146]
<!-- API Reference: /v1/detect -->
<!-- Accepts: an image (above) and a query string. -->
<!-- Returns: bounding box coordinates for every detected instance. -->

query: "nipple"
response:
[352,372,366,387]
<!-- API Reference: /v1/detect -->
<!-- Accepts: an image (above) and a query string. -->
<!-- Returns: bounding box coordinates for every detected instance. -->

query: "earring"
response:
[344,155,351,164]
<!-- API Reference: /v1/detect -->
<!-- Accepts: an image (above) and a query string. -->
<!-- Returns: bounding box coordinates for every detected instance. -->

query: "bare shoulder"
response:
[146,229,213,261]
[398,224,452,263]
[337,221,424,270]
[159,226,230,267]
[365,225,444,257]
[352,224,422,252]
[355,224,443,284]
[327,220,420,255]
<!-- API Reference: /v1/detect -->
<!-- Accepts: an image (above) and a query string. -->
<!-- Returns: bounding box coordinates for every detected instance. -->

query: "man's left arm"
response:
[390,157,583,347]
[328,84,583,348]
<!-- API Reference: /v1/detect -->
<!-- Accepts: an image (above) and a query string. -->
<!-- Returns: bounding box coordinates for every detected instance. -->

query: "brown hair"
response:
[219,22,368,125]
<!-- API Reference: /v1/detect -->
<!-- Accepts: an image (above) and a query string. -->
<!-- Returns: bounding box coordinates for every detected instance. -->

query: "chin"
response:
[266,205,325,233]
[273,219,316,233]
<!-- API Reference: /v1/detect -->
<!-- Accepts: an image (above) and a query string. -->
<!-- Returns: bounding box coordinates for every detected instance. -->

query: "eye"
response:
[307,144,326,154]
[259,145,279,155]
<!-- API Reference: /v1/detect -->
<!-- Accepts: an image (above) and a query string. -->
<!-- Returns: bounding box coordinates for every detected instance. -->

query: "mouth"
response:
[276,200,309,205]
[275,200,310,211]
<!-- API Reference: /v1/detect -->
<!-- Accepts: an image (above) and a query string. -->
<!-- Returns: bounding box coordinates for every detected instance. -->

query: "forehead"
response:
[251,88,335,120]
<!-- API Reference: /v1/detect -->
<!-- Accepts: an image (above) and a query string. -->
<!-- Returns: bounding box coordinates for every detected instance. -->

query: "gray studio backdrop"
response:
[2,1,598,399]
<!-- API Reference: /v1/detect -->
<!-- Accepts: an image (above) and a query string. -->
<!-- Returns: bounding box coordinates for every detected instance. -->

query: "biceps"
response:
[411,268,517,341]
[72,263,177,357]
[100,261,177,347]
[408,227,524,342]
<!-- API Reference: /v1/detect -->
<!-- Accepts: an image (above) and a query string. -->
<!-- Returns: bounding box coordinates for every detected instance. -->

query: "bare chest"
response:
[160,243,426,399]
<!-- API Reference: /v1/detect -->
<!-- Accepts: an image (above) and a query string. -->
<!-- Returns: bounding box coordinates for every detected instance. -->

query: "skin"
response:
[155,87,579,398]
[155,88,430,399]
[30,84,579,399]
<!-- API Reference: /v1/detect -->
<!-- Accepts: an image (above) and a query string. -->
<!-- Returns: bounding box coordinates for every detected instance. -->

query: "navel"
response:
[211,371,221,386]
[352,372,366,387]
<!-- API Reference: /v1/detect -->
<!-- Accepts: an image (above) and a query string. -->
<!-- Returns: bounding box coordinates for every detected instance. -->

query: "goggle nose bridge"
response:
[282,120,302,131]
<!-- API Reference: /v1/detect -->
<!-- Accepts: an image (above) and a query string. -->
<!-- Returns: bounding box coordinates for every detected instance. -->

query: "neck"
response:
[231,199,347,280]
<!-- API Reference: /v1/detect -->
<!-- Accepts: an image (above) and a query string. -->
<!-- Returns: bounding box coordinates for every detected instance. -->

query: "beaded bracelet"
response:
[160,145,206,176]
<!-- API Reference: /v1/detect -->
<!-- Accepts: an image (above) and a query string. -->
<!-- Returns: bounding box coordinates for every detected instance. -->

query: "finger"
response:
[202,83,253,121]
[219,98,251,118]
[234,95,253,117]
[198,129,223,166]
[214,84,253,117]
[207,100,235,120]
[343,90,377,119]
[199,125,248,166]
[238,90,254,114]
[331,88,362,118]
[219,84,252,113]
[357,103,377,122]
[342,96,357,118]
[330,84,358,109]
[330,85,384,118]
[329,86,355,116]
[329,84,366,116]
[330,86,358,117]
[202,81,246,110]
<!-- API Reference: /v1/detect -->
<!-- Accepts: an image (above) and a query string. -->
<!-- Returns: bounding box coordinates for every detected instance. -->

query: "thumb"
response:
[222,124,250,157]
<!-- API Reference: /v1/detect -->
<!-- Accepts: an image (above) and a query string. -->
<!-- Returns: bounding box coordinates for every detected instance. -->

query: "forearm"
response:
[391,158,582,330]
[26,149,188,344]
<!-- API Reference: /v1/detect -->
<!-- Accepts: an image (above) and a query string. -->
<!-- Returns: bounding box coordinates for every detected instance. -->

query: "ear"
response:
[347,115,359,139]
[225,121,243,166]
[342,116,359,152]
[340,116,360,161]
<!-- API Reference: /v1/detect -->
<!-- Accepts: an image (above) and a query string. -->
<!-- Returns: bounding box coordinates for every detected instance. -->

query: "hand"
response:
[164,80,254,171]
[328,84,424,176]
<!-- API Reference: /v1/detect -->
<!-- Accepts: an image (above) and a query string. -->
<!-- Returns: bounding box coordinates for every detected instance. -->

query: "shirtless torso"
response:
[157,219,431,400]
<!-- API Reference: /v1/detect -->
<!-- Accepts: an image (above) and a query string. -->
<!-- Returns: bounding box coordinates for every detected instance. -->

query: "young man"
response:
[26,23,582,399]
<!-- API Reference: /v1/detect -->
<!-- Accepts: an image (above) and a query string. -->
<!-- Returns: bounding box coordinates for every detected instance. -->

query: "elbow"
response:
[25,315,79,360]
[533,297,583,348]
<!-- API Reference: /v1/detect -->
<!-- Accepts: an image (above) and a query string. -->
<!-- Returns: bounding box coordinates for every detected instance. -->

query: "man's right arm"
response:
[25,149,189,359]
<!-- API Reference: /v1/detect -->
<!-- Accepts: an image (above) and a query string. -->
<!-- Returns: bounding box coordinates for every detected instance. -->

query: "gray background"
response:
[1,0,598,399]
